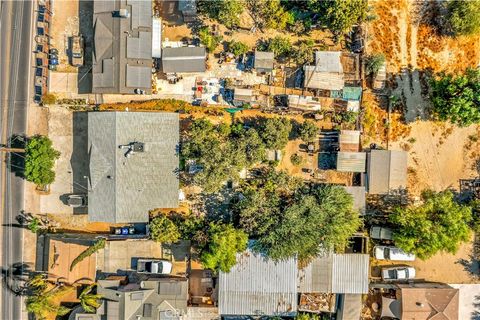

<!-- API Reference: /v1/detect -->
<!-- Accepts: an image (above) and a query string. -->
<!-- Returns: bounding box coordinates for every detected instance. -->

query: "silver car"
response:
[370,226,394,241]
[382,266,416,281]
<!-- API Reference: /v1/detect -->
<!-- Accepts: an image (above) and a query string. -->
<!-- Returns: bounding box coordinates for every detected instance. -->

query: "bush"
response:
[299,120,318,142]
[41,93,56,105]
[290,153,302,166]
[259,117,292,150]
[150,214,181,243]
[293,40,314,65]
[228,40,249,56]
[24,136,60,187]
[27,217,41,234]
[199,27,223,52]
[70,238,106,271]
[197,0,243,28]
[365,53,385,76]
[267,36,292,58]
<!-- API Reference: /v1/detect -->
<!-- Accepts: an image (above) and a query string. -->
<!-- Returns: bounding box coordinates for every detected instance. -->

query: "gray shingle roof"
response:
[298,253,369,294]
[161,47,206,73]
[88,112,179,223]
[219,249,297,316]
[92,0,152,94]
[367,150,408,194]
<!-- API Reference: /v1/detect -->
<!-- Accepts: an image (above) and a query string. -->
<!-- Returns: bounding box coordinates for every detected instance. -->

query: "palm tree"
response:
[25,286,70,319]
[79,284,102,313]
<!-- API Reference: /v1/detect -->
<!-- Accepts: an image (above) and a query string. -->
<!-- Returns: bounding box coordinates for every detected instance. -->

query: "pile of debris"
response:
[298,293,336,313]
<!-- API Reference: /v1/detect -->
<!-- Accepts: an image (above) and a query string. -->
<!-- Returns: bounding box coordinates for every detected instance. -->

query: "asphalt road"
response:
[0,0,34,319]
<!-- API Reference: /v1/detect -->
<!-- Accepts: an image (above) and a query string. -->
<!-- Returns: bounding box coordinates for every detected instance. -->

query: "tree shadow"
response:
[7,134,27,178]
[199,185,235,222]
[472,294,480,320]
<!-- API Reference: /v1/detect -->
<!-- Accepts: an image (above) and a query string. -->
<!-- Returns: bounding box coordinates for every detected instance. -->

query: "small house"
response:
[287,95,321,112]
[233,88,255,106]
[254,51,274,73]
[162,47,206,73]
[304,51,344,91]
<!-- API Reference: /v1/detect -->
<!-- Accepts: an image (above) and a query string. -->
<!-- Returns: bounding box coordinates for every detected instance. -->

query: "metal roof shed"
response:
[161,47,206,73]
[298,253,370,294]
[254,51,274,73]
[219,248,298,316]
[367,150,408,194]
[337,152,366,173]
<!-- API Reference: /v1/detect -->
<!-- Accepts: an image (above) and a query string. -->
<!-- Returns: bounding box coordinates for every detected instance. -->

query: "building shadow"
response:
[77,0,93,93]
[70,112,89,215]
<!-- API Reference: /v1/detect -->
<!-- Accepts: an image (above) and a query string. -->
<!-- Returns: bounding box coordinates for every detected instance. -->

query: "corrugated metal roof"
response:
[314,51,343,73]
[303,66,344,90]
[367,150,407,194]
[299,253,369,294]
[88,112,179,223]
[152,18,162,58]
[162,47,206,73]
[254,51,274,71]
[339,130,360,152]
[337,152,366,173]
[219,249,297,316]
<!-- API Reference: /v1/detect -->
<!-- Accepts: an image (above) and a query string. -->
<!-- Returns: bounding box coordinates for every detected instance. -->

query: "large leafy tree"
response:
[299,120,318,142]
[267,36,292,58]
[430,68,480,126]
[198,0,243,29]
[259,117,292,150]
[233,170,361,262]
[308,0,368,39]
[198,27,223,52]
[182,119,269,193]
[390,190,473,259]
[150,214,181,243]
[199,222,248,272]
[293,40,315,66]
[447,0,480,36]
[248,0,294,30]
[24,135,60,186]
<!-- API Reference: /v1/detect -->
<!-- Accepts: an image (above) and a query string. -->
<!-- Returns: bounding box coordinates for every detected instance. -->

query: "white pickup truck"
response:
[137,259,172,274]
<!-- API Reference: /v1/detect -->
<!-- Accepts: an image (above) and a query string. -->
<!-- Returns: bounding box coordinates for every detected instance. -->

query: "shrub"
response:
[365,53,385,76]
[41,93,57,105]
[290,153,302,166]
[267,36,292,58]
[228,40,249,56]
[199,27,223,52]
[150,214,181,243]
[447,0,480,36]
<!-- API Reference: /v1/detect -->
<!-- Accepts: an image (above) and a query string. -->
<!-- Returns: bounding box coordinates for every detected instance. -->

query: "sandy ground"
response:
[391,122,479,195]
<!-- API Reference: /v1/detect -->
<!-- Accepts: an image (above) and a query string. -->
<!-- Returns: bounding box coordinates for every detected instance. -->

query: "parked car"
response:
[382,266,416,281]
[137,259,172,274]
[374,246,415,261]
[71,35,84,67]
[66,194,87,208]
[370,226,394,241]
[49,48,58,55]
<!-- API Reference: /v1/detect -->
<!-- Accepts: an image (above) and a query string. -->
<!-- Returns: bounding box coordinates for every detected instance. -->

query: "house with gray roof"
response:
[367,150,408,194]
[254,51,274,73]
[162,47,206,73]
[86,277,188,320]
[218,248,297,317]
[304,51,344,91]
[92,0,153,94]
[88,112,179,223]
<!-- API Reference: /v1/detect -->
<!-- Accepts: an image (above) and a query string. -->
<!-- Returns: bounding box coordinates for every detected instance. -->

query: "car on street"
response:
[382,266,416,281]
[370,226,394,241]
[374,245,415,261]
[137,259,172,274]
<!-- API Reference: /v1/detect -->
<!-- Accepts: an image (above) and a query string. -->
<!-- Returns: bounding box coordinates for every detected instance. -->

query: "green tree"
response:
[260,117,292,150]
[27,217,41,233]
[290,153,302,166]
[299,120,318,142]
[70,238,106,271]
[198,27,223,52]
[447,0,480,36]
[200,222,248,272]
[293,40,315,65]
[390,190,472,259]
[79,284,102,313]
[24,136,60,187]
[198,0,243,28]
[430,68,480,126]
[365,53,385,76]
[233,172,361,262]
[150,214,181,243]
[267,36,292,58]
[308,0,368,40]
[228,40,249,56]
[231,128,266,168]
[249,0,294,30]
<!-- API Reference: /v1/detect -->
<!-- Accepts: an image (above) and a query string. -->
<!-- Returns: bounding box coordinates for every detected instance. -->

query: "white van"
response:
[374,245,415,261]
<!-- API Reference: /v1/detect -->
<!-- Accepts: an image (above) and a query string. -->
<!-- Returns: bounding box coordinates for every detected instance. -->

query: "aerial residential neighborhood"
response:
[1,0,480,319]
